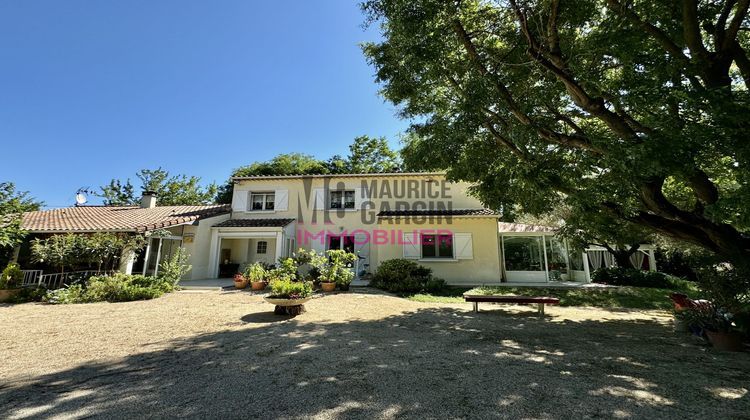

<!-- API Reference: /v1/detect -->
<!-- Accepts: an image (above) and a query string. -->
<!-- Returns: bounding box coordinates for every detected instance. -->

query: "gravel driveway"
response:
[1,289,748,419]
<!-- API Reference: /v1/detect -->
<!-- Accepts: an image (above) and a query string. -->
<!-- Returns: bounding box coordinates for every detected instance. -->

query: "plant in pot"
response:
[328,249,356,291]
[680,306,745,351]
[264,273,313,316]
[702,308,745,352]
[245,262,267,291]
[233,272,249,289]
[0,263,24,302]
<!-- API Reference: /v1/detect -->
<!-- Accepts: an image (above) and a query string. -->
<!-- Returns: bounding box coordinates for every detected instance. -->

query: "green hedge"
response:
[591,267,674,288]
[45,273,176,304]
[371,259,446,293]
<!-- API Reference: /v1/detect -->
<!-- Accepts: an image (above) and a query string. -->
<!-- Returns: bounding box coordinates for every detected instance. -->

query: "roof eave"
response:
[232,172,446,181]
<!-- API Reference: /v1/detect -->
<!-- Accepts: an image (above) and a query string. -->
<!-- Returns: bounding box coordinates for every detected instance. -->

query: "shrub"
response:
[85,275,165,302]
[268,258,298,282]
[591,267,672,288]
[317,250,357,288]
[371,259,436,293]
[696,266,750,313]
[268,278,313,299]
[45,284,87,304]
[244,262,268,283]
[1,263,23,289]
[6,286,47,303]
[44,273,173,304]
[158,247,191,288]
[425,277,447,293]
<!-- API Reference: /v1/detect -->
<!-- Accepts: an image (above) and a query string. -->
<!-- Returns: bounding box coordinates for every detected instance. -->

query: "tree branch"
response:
[452,18,603,154]
[511,1,641,142]
[606,0,689,61]
[723,0,750,51]
[682,0,709,59]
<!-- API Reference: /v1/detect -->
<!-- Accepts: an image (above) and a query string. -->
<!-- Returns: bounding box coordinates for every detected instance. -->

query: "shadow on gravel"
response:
[2,307,748,419]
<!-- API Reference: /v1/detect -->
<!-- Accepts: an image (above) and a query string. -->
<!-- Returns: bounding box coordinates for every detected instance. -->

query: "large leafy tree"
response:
[100,168,218,206]
[215,153,331,203]
[347,135,401,173]
[216,138,401,203]
[0,182,41,248]
[363,0,750,266]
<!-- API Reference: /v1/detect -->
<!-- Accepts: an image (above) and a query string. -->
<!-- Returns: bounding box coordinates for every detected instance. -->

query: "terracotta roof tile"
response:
[22,205,230,233]
[377,208,498,217]
[213,218,296,228]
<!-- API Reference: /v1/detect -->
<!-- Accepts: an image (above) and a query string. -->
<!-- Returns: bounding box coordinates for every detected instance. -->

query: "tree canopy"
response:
[216,136,401,203]
[100,168,218,206]
[0,182,41,250]
[363,0,750,266]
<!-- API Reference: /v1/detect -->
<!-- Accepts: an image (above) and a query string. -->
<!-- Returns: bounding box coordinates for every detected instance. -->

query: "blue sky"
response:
[0,1,407,207]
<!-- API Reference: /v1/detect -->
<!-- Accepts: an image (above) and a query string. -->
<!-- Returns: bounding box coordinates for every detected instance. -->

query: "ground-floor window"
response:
[503,236,544,271]
[421,234,453,259]
[256,240,267,254]
[327,235,354,254]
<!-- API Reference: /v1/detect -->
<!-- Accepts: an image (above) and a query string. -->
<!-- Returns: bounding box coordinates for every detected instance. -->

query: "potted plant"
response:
[264,277,313,316]
[233,273,249,289]
[680,306,745,351]
[319,275,337,292]
[703,308,745,352]
[0,263,24,302]
[326,250,357,292]
[245,262,267,291]
[335,266,355,291]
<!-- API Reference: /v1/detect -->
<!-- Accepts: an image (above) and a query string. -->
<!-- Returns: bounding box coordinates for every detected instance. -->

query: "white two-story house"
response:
[199,172,502,285]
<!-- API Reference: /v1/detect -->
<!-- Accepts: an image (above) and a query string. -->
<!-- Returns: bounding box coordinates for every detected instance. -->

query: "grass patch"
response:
[402,278,702,310]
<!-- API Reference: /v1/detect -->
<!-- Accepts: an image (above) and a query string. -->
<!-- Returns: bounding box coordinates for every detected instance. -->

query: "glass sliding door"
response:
[144,237,183,276]
[502,236,546,282]
[545,237,568,281]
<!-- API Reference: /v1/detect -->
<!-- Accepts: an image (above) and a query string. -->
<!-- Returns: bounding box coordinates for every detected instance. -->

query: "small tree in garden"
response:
[31,233,146,273]
[0,182,42,266]
[158,247,191,287]
[31,234,81,273]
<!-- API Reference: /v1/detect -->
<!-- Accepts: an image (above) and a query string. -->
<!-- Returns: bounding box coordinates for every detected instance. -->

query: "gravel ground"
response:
[1,289,748,419]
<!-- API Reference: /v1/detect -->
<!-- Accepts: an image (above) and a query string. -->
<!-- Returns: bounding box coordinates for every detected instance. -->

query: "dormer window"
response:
[250,192,275,211]
[329,190,355,209]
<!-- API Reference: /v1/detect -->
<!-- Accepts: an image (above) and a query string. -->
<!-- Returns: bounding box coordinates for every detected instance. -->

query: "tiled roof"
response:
[213,218,296,228]
[377,208,498,217]
[232,172,444,181]
[498,222,556,233]
[22,205,230,233]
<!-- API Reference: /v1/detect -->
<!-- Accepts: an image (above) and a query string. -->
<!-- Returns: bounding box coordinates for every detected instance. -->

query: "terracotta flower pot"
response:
[233,275,249,290]
[321,282,336,292]
[251,281,266,291]
[706,330,745,352]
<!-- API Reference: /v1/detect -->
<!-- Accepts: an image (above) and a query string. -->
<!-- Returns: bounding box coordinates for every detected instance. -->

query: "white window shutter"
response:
[402,232,420,259]
[231,189,249,212]
[454,233,473,260]
[313,188,325,209]
[274,189,289,211]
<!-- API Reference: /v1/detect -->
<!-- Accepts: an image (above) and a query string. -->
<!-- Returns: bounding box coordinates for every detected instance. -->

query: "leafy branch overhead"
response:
[362,0,750,266]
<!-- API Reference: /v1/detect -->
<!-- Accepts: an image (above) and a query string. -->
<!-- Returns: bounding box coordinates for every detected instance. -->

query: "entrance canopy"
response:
[208,218,296,278]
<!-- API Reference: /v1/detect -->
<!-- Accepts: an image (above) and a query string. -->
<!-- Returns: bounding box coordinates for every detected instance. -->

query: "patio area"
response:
[1,290,747,418]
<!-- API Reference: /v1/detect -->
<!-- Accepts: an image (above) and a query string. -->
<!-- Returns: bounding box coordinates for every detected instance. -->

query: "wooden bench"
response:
[463,295,560,315]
